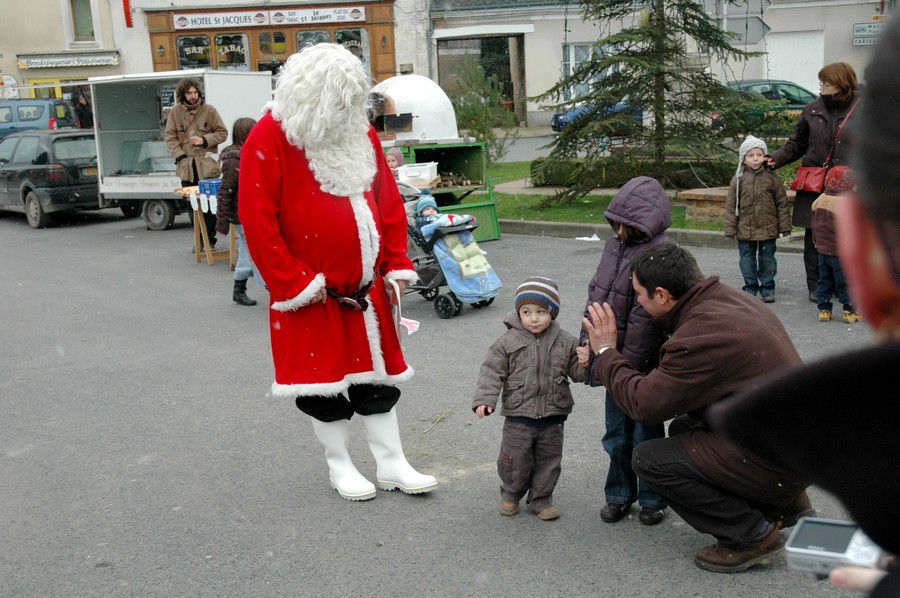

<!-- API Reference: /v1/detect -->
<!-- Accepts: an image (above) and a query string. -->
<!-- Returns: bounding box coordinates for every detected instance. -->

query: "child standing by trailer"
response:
[473,278,586,520]
[580,176,671,526]
[215,117,261,306]
[724,135,792,302]
[812,166,859,323]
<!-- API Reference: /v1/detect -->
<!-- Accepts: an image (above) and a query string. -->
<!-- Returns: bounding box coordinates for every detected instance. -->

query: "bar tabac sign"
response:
[173,8,365,30]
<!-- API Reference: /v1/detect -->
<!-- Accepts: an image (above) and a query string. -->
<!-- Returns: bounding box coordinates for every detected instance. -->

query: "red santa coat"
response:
[238,113,417,398]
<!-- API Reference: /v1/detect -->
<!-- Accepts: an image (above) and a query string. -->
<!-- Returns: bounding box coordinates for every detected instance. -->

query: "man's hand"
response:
[583,302,618,353]
[576,345,590,367]
[311,287,327,305]
[829,567,887,592]
[190,136,205,146]
[475,405,493,418]
[394,280,408,296]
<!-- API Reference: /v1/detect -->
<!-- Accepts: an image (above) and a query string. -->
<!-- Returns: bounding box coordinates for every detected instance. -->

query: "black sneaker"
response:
[638,507,666,526]
[600,502,631,523]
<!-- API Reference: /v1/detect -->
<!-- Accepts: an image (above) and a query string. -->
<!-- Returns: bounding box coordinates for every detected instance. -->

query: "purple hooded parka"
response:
[580,176,673,373]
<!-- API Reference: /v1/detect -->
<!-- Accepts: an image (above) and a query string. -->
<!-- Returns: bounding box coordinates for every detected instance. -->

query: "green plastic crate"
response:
[439,200,500,243]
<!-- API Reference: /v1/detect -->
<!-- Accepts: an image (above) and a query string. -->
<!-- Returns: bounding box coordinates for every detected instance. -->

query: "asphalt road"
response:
[1,208,869,596]
[500,135,556,163]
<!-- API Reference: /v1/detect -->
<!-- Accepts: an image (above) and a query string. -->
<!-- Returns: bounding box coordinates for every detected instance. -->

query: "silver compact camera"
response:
[785,517,887,579]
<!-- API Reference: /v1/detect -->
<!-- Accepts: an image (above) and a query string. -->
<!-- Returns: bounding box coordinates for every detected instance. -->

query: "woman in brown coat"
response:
[765,62,860,301]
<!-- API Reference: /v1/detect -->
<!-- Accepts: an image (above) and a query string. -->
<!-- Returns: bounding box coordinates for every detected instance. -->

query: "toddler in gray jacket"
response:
[472,277,586,520]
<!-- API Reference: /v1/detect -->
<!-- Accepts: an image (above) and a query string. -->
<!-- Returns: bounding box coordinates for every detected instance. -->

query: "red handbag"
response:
[789,99,859,193]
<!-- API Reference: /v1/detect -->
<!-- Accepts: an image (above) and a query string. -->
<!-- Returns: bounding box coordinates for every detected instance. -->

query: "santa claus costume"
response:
[239,44,437,500]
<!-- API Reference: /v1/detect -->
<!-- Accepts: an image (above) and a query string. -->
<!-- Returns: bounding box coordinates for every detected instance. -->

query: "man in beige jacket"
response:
[164,77,227,245]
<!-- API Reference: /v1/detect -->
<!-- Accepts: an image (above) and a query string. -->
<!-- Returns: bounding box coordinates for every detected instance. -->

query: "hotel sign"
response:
[173,7,365,30]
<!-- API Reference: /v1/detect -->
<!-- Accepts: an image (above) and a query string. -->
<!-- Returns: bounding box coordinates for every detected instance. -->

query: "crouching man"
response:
[582,243,813,573]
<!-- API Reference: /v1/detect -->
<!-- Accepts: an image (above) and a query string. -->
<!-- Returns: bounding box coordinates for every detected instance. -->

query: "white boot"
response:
[310,418,376,501]
[360,408,438,494]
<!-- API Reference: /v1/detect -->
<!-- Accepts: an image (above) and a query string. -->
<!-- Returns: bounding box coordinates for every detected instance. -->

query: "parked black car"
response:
[0,129,120,228]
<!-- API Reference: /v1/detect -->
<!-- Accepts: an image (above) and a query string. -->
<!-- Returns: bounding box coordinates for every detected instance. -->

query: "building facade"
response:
[104,0,427,85]
[0,0,122,99]
[429,0,891,126]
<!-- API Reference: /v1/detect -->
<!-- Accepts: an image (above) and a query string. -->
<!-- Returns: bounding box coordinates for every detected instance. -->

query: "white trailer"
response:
[89,69,272,230]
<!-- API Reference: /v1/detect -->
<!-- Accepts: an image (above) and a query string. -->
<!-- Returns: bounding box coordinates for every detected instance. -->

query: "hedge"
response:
[530,157,736,190]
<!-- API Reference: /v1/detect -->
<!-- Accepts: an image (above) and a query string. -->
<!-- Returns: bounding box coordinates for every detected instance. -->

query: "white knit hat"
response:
[734,135,768,216]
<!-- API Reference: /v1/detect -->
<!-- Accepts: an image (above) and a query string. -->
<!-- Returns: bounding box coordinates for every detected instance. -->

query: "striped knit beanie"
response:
[515,277,561,319]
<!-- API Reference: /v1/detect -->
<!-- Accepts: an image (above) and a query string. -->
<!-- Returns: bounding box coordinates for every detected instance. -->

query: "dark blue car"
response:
[550,101,643,133]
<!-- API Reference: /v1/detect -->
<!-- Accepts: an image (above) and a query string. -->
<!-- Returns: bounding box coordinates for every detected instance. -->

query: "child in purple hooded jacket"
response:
[579,176,672,526]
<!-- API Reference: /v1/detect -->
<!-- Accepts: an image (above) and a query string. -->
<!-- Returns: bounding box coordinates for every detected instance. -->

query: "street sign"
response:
[852,36,881,46]
[853,22,884,36]
[727,16,770,45]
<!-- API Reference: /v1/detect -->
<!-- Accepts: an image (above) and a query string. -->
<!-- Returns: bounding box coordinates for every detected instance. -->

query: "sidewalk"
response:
[487,178,806,254]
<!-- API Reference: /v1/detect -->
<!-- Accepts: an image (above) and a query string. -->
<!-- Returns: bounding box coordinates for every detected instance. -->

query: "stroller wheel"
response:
[420,288,438,301]
[434,294,456,319]
[449,293,463,316]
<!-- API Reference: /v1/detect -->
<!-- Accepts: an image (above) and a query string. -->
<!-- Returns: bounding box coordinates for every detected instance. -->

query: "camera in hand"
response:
[785,517,887,579]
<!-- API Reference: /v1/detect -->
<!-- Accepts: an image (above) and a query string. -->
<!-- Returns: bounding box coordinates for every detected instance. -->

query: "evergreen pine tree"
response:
[537,0,770,201]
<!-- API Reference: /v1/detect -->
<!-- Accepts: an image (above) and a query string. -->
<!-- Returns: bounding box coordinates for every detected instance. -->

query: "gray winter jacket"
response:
[580,176,672,375]
[473,311,587,418]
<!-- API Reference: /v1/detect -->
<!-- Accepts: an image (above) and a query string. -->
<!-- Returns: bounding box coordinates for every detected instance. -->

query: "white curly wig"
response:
[271,43,375,198]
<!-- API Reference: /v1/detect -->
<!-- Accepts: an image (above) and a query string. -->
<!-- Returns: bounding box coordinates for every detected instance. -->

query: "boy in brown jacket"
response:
[724,135,791,302]
[473,277,586,520]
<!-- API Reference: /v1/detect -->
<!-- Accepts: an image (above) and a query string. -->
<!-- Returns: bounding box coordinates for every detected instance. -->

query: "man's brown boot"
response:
[694,523,784,573]
[499,501,519,516]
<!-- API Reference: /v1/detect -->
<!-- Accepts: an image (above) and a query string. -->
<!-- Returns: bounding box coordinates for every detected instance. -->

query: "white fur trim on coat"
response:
[270,366,415,398]
[349,194,380,286]
[385,269,419,283]
[271,273,326,312]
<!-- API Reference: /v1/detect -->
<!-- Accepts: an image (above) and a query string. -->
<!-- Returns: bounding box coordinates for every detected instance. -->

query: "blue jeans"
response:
[234,224,264,284]
[602,391,667,509]
[816,253,852,311]
[737,239,777,296]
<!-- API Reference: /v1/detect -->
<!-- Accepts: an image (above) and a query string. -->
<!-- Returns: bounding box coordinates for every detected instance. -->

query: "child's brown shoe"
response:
[499,501,519,516]
[537,506,560,520]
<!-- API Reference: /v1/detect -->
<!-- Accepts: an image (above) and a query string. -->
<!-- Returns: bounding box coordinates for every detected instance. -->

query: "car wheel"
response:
[434,294,456,319]
[120,203,142,218]
[143,199,175,231]
[25,191,51,229]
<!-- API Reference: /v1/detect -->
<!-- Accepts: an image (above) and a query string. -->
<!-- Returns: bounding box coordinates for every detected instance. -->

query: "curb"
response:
[498,219,806,254]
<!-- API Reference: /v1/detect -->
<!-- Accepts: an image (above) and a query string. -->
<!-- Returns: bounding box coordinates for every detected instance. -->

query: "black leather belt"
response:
[326,281,374,311]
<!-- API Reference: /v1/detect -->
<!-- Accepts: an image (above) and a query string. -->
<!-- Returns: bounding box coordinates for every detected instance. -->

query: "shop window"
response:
[177,35,212,69]
[215,33,250,71]
[336,29,371,76]
[69,0,95,42]
[297,30,330,51]
[17,106,45,121]
[259,31,289,73]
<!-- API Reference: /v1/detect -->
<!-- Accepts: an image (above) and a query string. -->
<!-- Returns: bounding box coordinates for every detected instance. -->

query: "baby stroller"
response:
[402,190,502,319]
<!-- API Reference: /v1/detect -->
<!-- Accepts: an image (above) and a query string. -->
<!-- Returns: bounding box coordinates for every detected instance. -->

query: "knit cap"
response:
[415,194,437,215]
[734,135,769,216]
[515,277,560,320]
[824,166,856,195]
[386,147,404,167]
